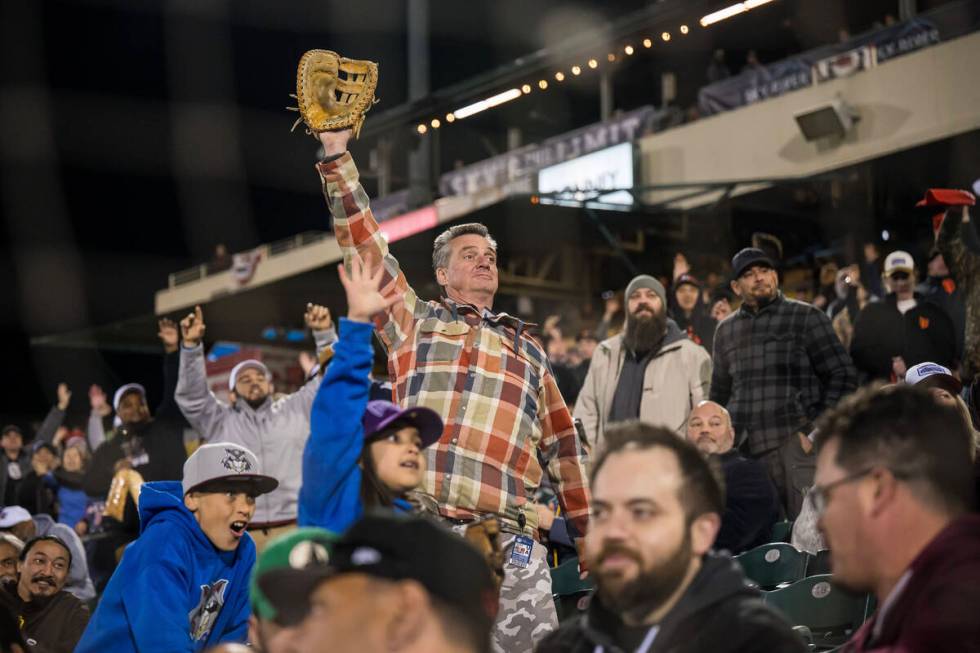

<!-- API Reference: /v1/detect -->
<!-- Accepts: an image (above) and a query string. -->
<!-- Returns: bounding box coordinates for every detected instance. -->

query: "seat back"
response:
[735,542,808,589]
[765,574,871,649]
[806,549,832,577]
[770,519,794,543]
[550,558,593,622]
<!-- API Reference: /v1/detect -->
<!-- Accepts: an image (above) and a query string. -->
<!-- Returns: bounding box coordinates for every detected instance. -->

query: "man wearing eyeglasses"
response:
[850,250,957,384]
[812,384,980,652]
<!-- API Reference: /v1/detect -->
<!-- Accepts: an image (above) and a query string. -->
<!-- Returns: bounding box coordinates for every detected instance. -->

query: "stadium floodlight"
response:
[700,4,747,26]
[452,88,523,120]
[700,0,776,26]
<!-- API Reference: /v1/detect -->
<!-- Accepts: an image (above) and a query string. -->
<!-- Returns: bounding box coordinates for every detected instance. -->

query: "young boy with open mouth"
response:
[76,442,278,652]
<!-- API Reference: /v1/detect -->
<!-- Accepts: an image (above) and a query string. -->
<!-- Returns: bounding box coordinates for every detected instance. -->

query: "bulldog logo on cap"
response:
[221,448,252,473]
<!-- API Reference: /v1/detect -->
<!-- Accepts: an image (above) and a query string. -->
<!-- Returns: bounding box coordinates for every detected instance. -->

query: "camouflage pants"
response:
[492,534,558,653]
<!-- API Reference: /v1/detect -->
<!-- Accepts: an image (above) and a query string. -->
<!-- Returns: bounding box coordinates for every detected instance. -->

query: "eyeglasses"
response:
[888,271,910,281]
[806,468,875,515]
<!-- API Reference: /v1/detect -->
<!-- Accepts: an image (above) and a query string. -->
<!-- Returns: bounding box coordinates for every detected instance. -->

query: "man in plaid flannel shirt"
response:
[710,247,858,519]
[314,129,590,652]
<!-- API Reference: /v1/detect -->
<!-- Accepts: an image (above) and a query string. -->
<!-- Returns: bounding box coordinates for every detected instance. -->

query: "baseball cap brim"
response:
[187,474,279,496]
[256,567,332,626]
[368,406,444,449]
[914,373,963,395]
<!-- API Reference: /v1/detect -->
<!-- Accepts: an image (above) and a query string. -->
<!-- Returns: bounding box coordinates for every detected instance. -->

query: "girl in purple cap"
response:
[299,257,445,533]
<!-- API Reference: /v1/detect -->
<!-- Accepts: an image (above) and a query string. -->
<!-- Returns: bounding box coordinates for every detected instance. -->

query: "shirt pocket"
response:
[416,319,469,363]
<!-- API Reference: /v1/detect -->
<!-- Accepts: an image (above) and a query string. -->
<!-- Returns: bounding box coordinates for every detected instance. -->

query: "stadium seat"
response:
[807,549,832,576]
[735,542,808,589]
[770,520,794,543]
[550,558,593,622]
[765,574,871,650]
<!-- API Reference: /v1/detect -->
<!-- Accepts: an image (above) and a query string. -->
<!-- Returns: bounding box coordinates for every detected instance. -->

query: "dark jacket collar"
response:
[573,554,756,651]
[736,291,784,318]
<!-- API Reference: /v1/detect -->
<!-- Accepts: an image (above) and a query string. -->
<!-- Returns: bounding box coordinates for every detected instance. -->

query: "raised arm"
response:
[299,258,401,532]
[282,303,337,412]
[36,383,70,443]
[175,306,227,441]
[316,130,422,351]
[86,384,111,451]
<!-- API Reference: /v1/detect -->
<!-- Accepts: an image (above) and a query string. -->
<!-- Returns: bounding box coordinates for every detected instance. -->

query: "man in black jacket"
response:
[0,426,30,510]
[536,422,804,653]
[850,250,957,383]
[0,535,89,653]
[686,401,779,554]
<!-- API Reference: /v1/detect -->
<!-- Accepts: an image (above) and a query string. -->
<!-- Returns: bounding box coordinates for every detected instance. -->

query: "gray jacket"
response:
[574,322,712,452]
[175,329,334,524]
[33,513,95,602]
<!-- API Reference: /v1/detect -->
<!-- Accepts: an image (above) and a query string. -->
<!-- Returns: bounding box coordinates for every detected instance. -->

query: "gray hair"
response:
[431,223,498,275]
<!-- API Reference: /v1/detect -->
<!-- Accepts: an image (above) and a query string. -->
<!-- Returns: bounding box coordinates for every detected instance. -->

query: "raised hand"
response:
[180,305,206,347]
[673,252,691,280]
[89,384,111,416]
[304,304,333,331]
[57,383,72,411]
[603,294,622,319]
[157,318,179,353]
[338,255,399,323]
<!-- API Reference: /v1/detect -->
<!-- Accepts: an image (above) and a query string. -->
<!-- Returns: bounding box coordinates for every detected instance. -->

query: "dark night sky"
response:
[0,0,941,426]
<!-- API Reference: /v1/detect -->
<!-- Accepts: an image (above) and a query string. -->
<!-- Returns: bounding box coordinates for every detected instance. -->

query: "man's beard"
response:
[593,529,693,621]
[623,310,667,354]
[244,395,268,410]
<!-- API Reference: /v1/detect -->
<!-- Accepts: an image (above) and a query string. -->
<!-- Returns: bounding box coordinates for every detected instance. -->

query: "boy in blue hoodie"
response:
[76,442,278,653]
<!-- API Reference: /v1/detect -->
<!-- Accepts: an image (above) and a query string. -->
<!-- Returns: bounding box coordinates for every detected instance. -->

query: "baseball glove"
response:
[289,49,379,139]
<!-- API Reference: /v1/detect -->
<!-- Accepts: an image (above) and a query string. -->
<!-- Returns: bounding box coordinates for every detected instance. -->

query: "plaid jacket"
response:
[709,293,858,454]
[317,153,591,537]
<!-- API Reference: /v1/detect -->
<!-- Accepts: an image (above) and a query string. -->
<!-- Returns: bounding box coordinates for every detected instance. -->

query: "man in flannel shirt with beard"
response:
[313,128,590,653]
[710,247,857,520]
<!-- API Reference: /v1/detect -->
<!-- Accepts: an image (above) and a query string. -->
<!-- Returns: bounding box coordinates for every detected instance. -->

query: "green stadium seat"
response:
[735,542,808,589]
[765,574,871,650]
[770,519,794,543]
[806,549,832,577]
[550,558,593,622]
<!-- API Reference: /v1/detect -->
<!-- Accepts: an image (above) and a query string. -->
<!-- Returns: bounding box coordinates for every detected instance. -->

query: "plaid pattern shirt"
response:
[709,293,858,454]
[317,153,591,537]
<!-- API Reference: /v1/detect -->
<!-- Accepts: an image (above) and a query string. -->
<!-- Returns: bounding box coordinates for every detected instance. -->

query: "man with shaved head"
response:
[687,401,779,553]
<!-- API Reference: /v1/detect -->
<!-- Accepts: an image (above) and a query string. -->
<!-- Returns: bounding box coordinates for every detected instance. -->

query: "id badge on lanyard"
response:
[508,512,534,569]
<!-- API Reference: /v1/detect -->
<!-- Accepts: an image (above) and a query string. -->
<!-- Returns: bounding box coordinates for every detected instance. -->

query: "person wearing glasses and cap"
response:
[811,384,980,652]
[850,250,957,384]
[76,442,278,653]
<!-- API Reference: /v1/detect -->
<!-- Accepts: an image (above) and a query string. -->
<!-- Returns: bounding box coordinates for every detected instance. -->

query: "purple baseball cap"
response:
[362,401,444,449]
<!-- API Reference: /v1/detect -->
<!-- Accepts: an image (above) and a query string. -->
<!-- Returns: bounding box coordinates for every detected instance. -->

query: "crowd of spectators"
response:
[0,128,978,653]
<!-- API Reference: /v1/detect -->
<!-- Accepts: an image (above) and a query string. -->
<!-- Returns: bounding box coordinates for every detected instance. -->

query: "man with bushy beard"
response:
[575,275,712,452]
[176,304,336,551]
[0,536,89,653]
[536,422,804,653]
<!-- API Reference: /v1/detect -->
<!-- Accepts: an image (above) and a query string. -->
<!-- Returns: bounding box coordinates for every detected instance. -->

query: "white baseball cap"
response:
[0,506,32,530]
[113,383,147,412]
[229,360,271,392]
[884,250,915,275]
[905,362,962,395]
[182,442,278,496]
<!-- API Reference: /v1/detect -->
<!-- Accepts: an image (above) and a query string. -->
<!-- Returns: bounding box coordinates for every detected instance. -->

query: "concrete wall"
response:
[638,31,980,207]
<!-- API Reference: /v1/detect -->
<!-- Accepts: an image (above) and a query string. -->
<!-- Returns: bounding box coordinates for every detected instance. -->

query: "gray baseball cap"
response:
[182,442,279,496]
